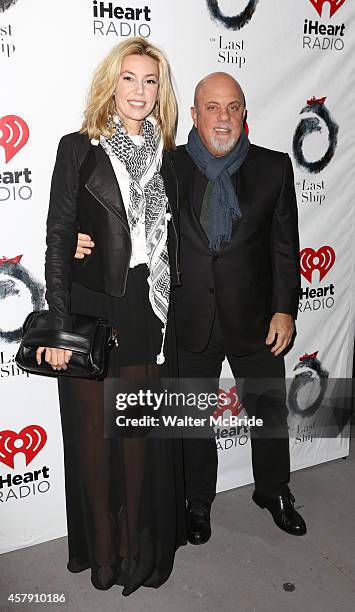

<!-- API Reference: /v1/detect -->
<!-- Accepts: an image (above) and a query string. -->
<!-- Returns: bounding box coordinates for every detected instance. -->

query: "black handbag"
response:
[15,310,118,380]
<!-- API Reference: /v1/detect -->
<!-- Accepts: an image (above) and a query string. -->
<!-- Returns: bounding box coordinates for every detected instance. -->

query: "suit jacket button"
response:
[209,288,215,294]
[212,255,219,261]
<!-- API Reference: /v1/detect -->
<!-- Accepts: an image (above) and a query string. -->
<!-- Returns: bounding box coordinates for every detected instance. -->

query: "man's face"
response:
[191,75,246,156]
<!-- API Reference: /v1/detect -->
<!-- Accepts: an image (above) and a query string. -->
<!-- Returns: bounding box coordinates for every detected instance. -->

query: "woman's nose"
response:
[134,80,144,95]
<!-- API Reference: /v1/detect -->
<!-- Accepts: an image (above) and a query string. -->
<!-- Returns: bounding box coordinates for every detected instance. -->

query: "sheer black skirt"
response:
[58,265,186,596]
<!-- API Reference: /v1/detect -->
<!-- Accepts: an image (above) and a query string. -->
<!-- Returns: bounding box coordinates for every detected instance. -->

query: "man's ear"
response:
[191,106,198,127]
[243,108,248,128]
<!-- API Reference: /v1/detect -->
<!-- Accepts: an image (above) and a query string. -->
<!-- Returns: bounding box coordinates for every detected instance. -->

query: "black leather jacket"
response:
[45,132,180,331]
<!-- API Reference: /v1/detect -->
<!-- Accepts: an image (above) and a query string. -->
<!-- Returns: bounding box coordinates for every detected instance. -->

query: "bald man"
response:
[171,72,305,542]
[75,72,306,544]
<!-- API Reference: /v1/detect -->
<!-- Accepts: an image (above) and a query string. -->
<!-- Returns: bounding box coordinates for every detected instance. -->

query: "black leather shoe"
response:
[252,490,307,536]
[186,500,211,545]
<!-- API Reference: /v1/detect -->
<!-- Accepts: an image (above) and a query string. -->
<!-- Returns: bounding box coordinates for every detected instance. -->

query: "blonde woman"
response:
[38,38,186,595]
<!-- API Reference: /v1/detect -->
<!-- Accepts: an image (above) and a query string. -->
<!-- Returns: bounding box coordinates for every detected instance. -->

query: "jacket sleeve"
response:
[270,153,300,319]
[44,135,82,331]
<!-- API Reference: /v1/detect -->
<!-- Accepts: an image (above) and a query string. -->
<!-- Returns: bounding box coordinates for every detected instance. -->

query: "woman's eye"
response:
[122,75,133,82]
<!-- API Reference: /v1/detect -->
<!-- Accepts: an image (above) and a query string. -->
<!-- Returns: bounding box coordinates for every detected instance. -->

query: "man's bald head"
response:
[194,72,246,109]
[191,72,247,157]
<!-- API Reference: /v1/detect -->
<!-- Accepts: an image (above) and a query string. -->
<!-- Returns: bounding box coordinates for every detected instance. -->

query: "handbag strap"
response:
[23,330,91,354]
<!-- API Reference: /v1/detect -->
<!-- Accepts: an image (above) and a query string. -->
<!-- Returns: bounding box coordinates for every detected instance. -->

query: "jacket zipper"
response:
[167,155,181,285]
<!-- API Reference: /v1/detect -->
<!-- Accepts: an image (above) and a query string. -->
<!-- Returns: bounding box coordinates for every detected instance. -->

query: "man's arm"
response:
[266,153,300,356]
[270,153,300,316]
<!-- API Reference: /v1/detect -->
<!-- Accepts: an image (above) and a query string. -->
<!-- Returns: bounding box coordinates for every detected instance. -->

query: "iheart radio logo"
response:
[0,425,47,469]
[308,0,346,18]
[213,386,243,420]
[300,246,336,283]
[0,115,29,163]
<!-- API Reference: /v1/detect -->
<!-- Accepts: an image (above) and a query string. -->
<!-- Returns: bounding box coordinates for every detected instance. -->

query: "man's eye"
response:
[207,106,217,111]
[229,105,240,112]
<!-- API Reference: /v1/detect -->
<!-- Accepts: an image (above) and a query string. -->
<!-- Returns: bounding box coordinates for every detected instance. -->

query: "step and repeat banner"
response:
[1,0,354,552]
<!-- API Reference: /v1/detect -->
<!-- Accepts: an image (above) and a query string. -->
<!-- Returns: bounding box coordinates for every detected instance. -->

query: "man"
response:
[75,72,306,545]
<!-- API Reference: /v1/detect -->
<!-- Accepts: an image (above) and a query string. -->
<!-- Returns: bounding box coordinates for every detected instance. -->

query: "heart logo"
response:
[214,386,243,420]
[308,0,346,18]
[0,115,29,163]
[0,425,47,469]
[300,246,336,283]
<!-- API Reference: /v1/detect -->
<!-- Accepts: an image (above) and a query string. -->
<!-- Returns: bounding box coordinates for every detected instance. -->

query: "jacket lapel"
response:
[235,144,259,216]
[161,151,178,220]
[85,144,129,232]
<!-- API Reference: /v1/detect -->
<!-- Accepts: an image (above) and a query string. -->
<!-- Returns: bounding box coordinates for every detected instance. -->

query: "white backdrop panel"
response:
[1,0,354,551]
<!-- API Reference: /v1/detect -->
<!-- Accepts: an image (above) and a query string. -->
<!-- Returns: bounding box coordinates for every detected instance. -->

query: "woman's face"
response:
[114,54,159,135]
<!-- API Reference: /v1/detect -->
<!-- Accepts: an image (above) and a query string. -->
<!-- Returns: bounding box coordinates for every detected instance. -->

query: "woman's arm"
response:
[44,134,83,331]
[37,134,86,370]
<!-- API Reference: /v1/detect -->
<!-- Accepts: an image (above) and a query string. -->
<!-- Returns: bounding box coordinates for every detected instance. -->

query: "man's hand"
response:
[265,313,294,356]
[75,233,94,259]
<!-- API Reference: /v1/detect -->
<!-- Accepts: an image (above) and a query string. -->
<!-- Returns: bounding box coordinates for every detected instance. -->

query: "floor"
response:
[1,438,354,612]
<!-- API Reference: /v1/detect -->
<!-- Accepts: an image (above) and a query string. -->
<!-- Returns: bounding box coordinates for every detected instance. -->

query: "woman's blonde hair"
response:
[81,37,177,150]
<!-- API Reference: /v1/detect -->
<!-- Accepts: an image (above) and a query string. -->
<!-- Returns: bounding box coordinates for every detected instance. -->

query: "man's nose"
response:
[217,107,230,121]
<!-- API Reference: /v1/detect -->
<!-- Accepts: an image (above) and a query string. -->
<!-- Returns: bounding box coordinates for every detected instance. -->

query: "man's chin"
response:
[209,136,237,155]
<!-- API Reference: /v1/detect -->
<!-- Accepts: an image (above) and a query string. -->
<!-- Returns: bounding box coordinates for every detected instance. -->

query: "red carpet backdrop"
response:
[0,0,354,552]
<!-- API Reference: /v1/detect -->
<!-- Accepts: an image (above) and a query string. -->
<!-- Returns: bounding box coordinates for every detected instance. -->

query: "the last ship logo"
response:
[288,351,329,444]
[0,255,44,345]
[0,1,19,12]
[289,351,329,417]
[289,349,351,441]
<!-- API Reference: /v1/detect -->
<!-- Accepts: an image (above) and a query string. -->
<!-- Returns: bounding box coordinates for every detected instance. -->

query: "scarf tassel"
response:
[156,324,167,365]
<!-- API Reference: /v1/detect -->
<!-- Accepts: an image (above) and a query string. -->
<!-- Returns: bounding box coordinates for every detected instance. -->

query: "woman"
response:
[36,37,186,596]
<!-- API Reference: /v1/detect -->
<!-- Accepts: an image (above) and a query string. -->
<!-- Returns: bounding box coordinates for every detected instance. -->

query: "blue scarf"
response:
[186,127,250,251]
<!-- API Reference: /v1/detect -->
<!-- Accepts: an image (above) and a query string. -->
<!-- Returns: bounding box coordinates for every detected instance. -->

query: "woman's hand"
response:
[75,233,94,259]
[36,347,73,370]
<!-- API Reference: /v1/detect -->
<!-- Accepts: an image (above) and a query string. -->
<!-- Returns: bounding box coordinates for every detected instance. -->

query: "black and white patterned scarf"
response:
[100,116,170,364]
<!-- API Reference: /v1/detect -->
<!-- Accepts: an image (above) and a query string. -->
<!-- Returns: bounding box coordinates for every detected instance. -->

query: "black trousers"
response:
[178,314,290,504]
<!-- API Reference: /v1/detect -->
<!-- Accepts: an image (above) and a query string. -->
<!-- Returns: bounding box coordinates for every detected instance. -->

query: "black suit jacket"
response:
[45,132,180,331]
[171,144,300,355]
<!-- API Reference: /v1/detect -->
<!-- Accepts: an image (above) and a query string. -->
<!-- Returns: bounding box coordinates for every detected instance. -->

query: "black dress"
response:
[58,264,186,596]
